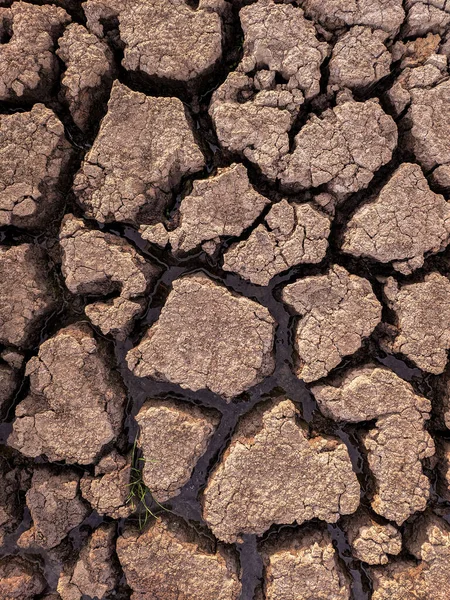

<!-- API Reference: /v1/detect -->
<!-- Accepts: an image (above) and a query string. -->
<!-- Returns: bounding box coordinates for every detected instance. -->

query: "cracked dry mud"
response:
[3,1,450,599]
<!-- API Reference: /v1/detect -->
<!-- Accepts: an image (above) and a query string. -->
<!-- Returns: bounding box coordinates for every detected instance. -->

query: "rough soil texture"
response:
[2,2,450,599]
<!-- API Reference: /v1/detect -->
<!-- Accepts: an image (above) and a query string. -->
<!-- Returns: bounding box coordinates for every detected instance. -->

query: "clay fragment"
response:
[282,265,381,382]
[343,509,402,565]
[127,273,275,399]
[0,556,46,600]
[202,398,360,543]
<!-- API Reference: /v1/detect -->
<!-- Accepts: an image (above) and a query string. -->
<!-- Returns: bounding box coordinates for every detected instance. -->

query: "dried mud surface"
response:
[2,1,450,599]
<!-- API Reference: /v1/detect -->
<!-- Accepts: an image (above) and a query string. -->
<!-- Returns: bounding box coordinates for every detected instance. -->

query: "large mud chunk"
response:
[127,274,275,399]
[157,163,270,254]
[0,556,46,600]
[239,0,328,99]
[371,513,450,599]
[280,99,397,197]
[0,104,73,229]
[404,0,450,37]
[116,517,241,600]
[80,451,131,518]
[57,23,114,132]
[17,467,88,550]
[136,399,219,502]
[202,398,359,543]
[8,323,126,464]
[0,245,58,349]
[260,527,351,600]
[60,214,160,338]
[299,0,404,36]
[74,81,205,225]
[84,0,224,83]
[342,163,450,274]
[312,366,434,524]
[328,26,391,92]
[404,79,450,171]
[282,265,381,382]
[343,508,402,565]
[57,524,119,600]
[384,273,450,374]
[0,2,70,102]
[222,199,331,286]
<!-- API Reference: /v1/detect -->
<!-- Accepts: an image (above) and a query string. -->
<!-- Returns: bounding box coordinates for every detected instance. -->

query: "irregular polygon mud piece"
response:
[404,0,450,36]
[8,323,126,464]
[371,513,450,599]
[282,265,381,382]
[312,366,434,524]
[342,508,402,565]
[155,163,270,254]
[404,79,450,171]
[117,517,241,600]
[0,556,46,600]
[384,273,450,374]
[329,27,391,92]
[17,467,88,550]
[0,464,21,546]
[0,104,73,229]
[57,524,118,600]
[202,398,359,543]
[60,214,160,338]
[222,200,331,286]
[57,23,114,132]
[0,2,70,102]
[84,0,224,83]
[299,0,405,36]
[280,99,397,197]
[127,274,275,398]
[239,0,329,99]
[0,245,58,349]
[74,81,205,225]
[260,527,351,600]
[80,451,131,518]
[136,399,219,502]
[342,163,450,274]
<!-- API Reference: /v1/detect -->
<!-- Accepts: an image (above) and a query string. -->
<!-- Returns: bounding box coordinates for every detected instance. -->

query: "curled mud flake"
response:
[384,273,450,374]
[312,366,434,525]
[260,526,351,600]
[56,23,115,133]
[74,81,205,226]
[280,98,397,197]
[202,398,360,543]
[80,450,132,519]
[222,199,331,286]
[0,104,73,229]
[57,523,119,600]
[371,512,450,599]
[60,214,161,339]
[404,79,450,171]
[299,0,405,36]
[328,26,391,92]
[342,508,402,565]
[126,273,276,399]
[404,0,450,37]
[84,0,225,83]
[17,467,88,551]
[0,556,46,600]
[282,265,381,383]
[117,516,241,600]
[0,2,70,103]
[342,163,450,274]
[152,163,270,255]
[0,245,59,349]
[239,0,329,99]
[136,399,219,503]
[8,323,126,465]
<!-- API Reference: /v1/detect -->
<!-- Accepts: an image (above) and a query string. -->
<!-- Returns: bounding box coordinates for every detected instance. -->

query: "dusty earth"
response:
[2,0,450,599]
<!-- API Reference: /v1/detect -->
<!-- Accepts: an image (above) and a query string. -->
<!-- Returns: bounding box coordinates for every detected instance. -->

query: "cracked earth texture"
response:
[2,1,450,599]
